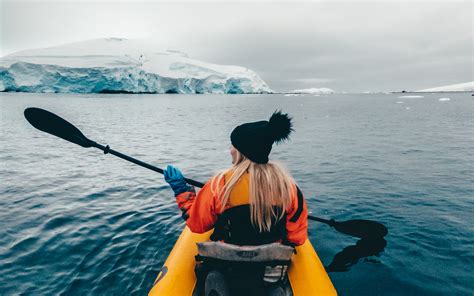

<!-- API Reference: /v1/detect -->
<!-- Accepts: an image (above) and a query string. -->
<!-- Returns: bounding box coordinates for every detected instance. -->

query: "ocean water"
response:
[0,92,472,295]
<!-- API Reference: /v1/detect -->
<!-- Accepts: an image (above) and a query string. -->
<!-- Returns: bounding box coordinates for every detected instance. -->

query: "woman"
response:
[163,111,308,247]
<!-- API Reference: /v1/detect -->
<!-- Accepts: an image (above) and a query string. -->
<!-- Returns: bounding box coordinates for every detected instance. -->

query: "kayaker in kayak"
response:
[163,111,308,295]
[163,110,308,247]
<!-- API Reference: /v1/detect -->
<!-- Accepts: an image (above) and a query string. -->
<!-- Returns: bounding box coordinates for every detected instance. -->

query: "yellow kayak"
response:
[149,226,337,295]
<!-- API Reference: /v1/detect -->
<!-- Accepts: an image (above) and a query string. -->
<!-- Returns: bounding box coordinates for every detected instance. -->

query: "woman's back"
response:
[212,160,294,233]
[210,169,288,245]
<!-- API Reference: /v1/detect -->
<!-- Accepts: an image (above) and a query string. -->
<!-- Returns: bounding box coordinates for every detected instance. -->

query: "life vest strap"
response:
[289,186,304,223]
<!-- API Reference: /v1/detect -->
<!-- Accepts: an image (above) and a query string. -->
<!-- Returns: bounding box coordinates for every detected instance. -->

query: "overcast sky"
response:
[1,1,472,92]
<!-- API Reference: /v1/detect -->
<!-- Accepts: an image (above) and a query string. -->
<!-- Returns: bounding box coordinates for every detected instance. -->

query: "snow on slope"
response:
[416,82,474,92]
[0,38,272,94]
[289,87,335,95]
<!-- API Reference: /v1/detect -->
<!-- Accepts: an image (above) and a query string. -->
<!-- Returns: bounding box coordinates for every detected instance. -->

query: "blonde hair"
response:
[211,150,295,232]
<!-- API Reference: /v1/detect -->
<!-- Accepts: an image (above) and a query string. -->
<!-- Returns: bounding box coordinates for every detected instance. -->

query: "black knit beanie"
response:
[230,111,293,164]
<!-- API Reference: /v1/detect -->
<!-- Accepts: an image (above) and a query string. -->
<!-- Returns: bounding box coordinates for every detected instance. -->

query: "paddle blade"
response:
[333,219,388,238]
[24,107,94,148]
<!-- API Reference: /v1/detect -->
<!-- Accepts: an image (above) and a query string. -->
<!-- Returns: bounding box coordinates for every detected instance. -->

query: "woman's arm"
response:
[175,177,220,233]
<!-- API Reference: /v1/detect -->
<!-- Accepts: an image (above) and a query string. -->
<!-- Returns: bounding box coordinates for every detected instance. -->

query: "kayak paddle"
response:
[24,107,388,238]
[24,107,205,187]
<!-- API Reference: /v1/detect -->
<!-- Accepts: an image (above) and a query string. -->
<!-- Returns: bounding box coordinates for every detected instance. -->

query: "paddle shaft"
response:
[90,141,205,188]
[307,215,333,225]
[91,140,326,223]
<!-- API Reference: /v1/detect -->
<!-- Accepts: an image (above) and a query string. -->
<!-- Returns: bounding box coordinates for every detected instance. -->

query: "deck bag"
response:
[195,241,295,296]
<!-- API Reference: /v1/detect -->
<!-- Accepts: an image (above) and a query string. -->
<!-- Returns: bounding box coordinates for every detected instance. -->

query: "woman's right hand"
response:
[164,165,191,196]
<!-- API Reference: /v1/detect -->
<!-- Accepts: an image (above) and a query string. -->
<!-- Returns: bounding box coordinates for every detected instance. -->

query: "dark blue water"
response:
[1,93,473,295]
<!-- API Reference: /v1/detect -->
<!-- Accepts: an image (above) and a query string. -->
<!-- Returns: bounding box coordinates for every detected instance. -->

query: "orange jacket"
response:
[175,171,308,246]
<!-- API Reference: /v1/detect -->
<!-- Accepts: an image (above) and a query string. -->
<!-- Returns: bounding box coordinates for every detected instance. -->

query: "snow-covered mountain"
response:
[416,82,474,92]
[0,38,272,94]
[289,87,335,95]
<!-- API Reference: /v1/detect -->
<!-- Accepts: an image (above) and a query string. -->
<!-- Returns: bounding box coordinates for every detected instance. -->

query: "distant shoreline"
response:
[2,90,472,95]
[391,91,473,94]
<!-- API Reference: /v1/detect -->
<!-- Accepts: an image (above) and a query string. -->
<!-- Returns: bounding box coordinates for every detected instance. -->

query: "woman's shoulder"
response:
[207,168,232,186]
[209,167,250,186]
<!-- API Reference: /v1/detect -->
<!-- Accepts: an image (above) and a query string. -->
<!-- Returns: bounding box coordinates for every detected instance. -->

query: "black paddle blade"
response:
[24,107,94,148]
[332,219,388,238]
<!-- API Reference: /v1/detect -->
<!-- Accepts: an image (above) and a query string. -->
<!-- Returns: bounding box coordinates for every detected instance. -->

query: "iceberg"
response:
[289,87,335,95]
[397,95,424,99]
[0,38,272,94]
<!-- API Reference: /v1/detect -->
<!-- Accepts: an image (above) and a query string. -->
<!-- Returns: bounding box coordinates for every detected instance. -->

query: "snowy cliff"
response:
[0,38,272,94]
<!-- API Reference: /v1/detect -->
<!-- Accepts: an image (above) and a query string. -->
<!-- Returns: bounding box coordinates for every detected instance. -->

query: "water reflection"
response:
[326,237,387,272]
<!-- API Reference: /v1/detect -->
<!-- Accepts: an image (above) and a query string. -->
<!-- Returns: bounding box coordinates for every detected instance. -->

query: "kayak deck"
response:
[149,227,337,295]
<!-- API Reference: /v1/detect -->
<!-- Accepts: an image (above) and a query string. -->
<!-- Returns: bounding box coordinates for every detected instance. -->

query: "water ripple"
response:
[1,93,473,295]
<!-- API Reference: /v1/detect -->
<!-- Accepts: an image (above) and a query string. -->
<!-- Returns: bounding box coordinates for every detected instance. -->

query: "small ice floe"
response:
[438,97,451,102]
[284,94,300,97]
[397,95,424,99]
[405,107,411,110]
[396,101,404,104]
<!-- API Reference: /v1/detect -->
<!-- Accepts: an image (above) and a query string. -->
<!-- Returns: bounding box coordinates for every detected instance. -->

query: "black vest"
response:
[210,186,304,246]
[210,205,287,246]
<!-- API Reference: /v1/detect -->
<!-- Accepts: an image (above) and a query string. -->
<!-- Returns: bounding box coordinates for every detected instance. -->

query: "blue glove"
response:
[164,165,191,196]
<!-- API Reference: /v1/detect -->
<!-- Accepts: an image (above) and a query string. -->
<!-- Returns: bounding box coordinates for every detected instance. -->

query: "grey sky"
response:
[1,1,472,92]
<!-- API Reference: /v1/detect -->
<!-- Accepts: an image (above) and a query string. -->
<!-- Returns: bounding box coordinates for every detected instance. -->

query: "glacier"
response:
[0,38,272,94]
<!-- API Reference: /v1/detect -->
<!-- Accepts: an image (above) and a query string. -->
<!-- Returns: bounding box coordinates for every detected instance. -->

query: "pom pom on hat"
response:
[268,110,293,143]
